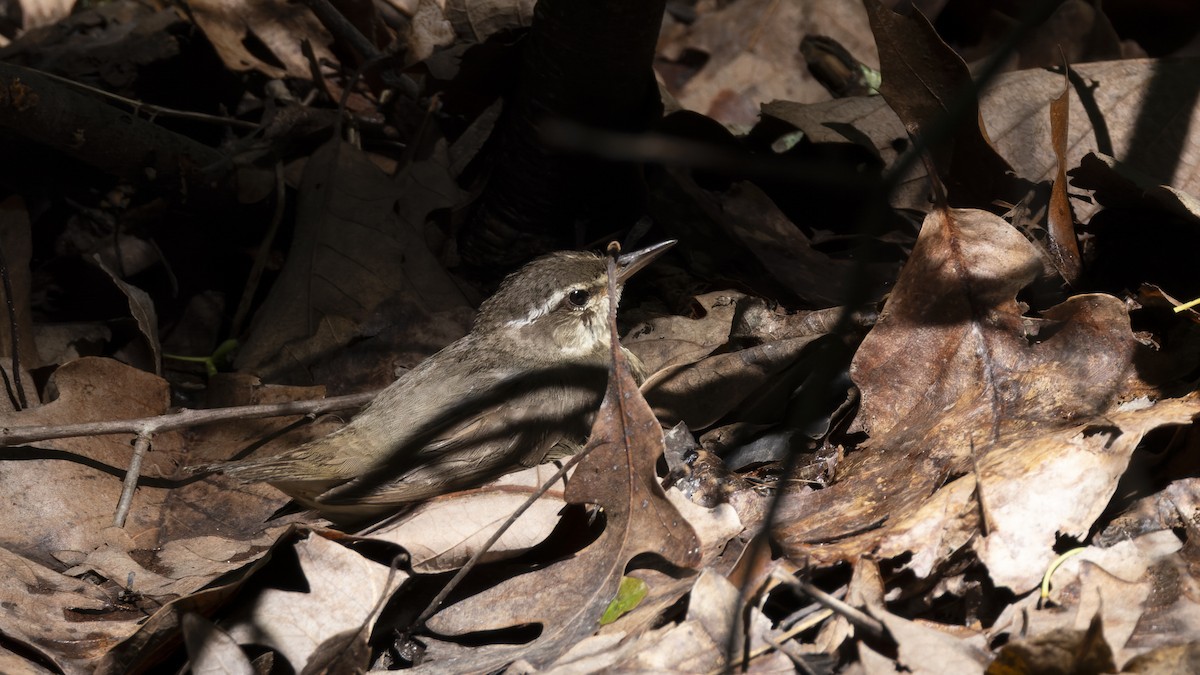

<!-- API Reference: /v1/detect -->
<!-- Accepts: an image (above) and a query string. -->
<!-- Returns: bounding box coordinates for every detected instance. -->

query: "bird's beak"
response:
[616,240,676,284]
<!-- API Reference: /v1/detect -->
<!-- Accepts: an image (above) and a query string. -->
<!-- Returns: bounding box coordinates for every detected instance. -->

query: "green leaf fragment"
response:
[600,576,648,625]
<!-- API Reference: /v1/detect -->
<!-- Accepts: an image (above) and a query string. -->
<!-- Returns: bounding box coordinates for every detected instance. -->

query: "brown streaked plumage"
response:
[195,241,674,518]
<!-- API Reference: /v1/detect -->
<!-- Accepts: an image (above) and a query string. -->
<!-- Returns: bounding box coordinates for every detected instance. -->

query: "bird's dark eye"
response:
[567,289,590,307]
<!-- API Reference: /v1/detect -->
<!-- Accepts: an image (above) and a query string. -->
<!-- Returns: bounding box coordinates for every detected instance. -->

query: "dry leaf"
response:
[1047,65,1082,283]
[660,0,877,127]
[235,139,469,382]
[363,466,568,573]
[865,1,1015,205]
[92,254,161,375]
[875,611,990,675]
[766,59,1200,221]
[224,531,404,672]
[989,529,1200,668]
[773,206,1200,589]
[188,0,335,79]
[988,613,1116,674]
[182,612,255,675]
[444,0,535,42]
[0,196,39,371]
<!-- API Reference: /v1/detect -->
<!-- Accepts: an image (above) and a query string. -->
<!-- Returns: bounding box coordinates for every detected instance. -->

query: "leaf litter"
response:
[1,0,1200,672]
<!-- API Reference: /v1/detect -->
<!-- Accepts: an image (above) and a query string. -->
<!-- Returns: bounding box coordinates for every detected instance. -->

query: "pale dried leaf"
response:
[874,611,989,675]
[189,0,335,79]
[663,0,877,127]
[226,532,404,671]
[971,397,1200,591]
[183,612,255,675]
[990,530,1200,669]
[0,644,55,675]
[444,0,535,42]
[365,472,566,573]
[0,546,117,669]
[15,0,75,30]
[406,0,456,62]
[92,254,161,375]
[686,568,773,656]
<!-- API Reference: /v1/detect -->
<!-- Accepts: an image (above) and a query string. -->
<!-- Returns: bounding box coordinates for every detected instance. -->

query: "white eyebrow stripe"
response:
[505,288,569,328]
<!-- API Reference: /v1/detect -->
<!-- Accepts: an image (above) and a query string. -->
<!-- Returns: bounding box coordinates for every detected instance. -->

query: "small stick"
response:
[0,391,376,446]
[114,431,153,527]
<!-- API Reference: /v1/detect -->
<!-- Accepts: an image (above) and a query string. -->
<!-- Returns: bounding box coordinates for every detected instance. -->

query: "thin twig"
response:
[409,448,589,631]
[114,431,153,527]
[969,435,993,536]
[786,578,886,642]
[760,634,817,675]
[231,163,287,337]
[301,0,383,61]
[0,238,27,409]
[27,66,260,130]
[0,390,377,446]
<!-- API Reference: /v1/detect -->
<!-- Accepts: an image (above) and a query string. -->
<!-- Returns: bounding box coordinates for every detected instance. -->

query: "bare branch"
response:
[0,390,377,446]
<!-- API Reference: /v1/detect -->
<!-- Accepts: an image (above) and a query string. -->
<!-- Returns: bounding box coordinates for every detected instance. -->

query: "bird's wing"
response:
[316,373,600,506]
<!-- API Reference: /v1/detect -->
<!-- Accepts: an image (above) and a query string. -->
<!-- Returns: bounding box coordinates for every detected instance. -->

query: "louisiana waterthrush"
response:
[198,241,675,517]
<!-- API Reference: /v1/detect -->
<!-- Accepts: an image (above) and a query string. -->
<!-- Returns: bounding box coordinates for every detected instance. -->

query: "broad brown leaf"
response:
[767,59,1200,222]
[0,362,326,670]
[235,139,469,382]
[773,206,1199,587]
[1047,65,1082,284]
[865,1,1014,205]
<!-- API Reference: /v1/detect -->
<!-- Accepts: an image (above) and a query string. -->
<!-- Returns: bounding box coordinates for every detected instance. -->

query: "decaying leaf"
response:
[988,613,1116,674]
[0,196,40,372]
[235,139,470,383]
[182,612,254,675]
[224,531,404,672]
[774,205,1200,591]
[989,529,1200,668]
[188,0,335,79]
[1046,64,1082,284]
[362,464,568,573]
[659,0,877,127]
[444,0,536,42]
[865,0,1015,204]
[0,545,119,669]
[875,610,990,675]
[92,254,161,375]
[767,59,1200,222]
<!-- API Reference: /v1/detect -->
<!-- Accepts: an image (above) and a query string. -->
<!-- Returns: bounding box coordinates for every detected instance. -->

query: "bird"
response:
[195,240,675,519]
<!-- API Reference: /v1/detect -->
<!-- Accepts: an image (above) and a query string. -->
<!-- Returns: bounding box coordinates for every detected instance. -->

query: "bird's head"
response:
[476,241,675,359]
